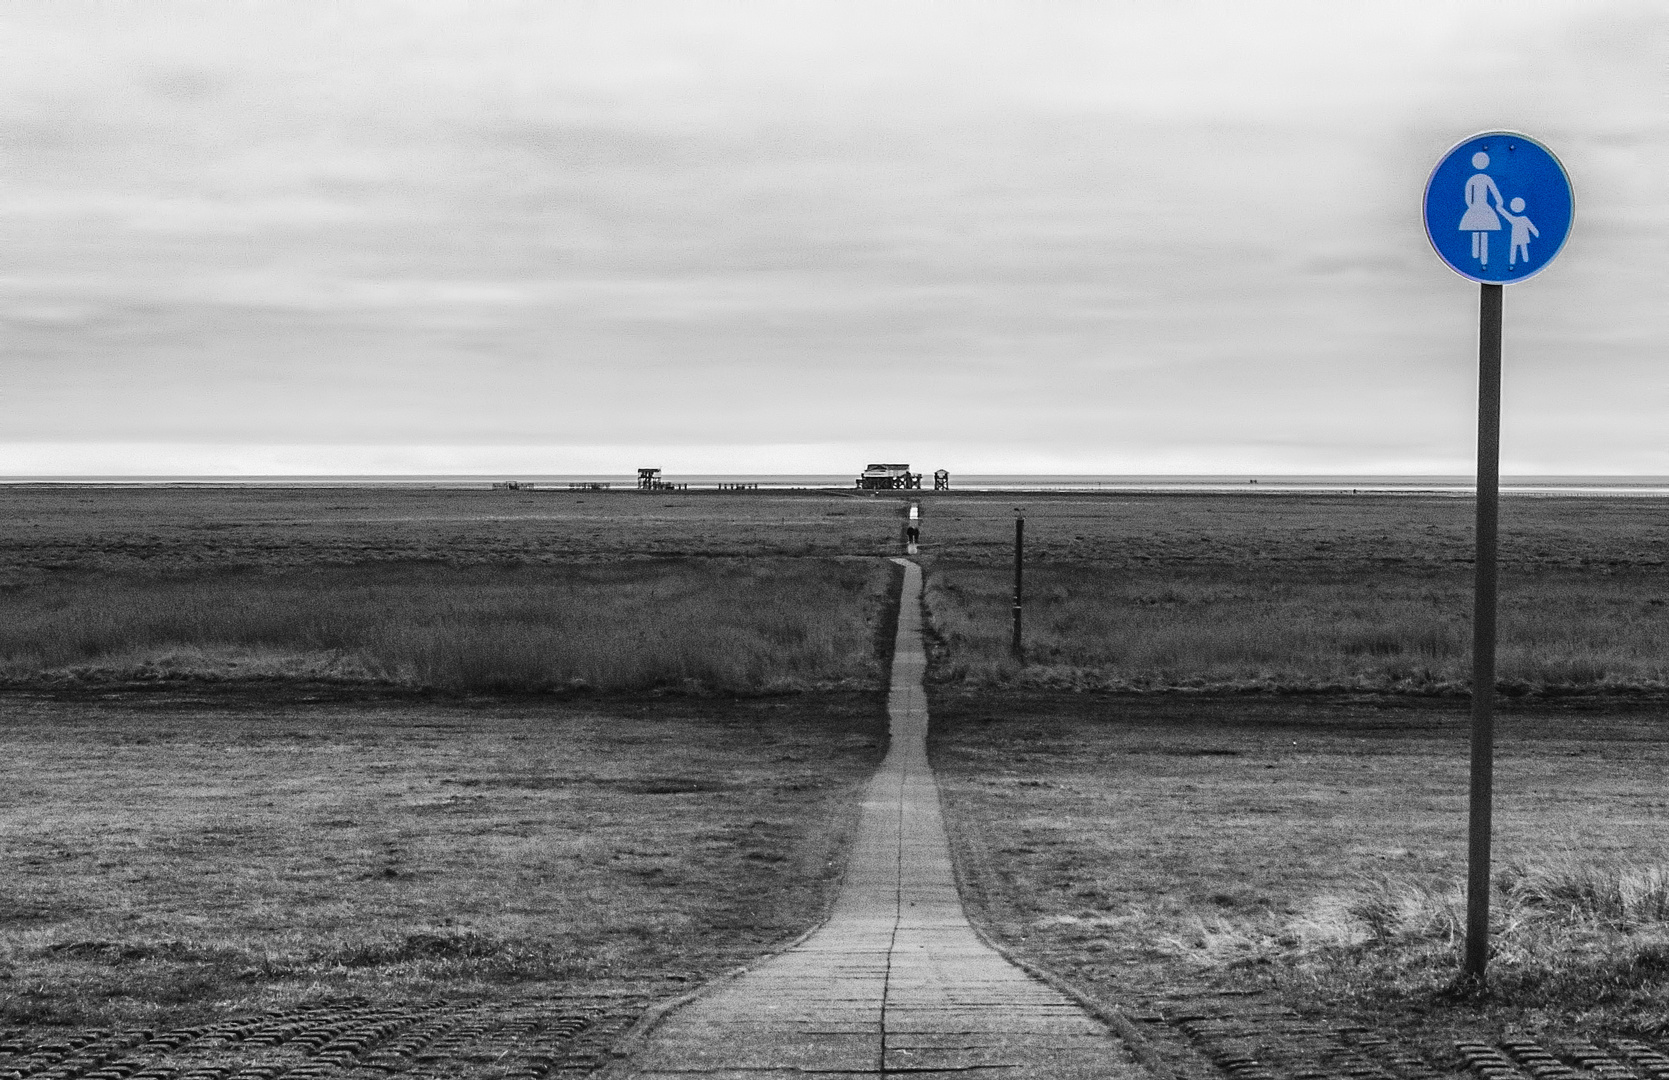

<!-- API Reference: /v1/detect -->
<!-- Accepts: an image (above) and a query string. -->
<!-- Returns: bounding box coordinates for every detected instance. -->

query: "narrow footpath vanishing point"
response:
[610,559,1143,1079]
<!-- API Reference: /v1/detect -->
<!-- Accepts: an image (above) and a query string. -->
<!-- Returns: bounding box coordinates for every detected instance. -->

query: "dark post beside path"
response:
[1466,282,1502,982]
[1011,508,1024,662]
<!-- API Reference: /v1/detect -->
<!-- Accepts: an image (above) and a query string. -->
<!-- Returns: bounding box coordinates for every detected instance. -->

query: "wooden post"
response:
[1011,510,1024,662]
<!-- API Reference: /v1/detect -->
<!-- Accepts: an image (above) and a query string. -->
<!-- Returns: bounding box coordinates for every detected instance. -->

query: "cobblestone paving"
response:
[0,995,650,1080]
[1089,989,1669,1080]
[16,992,1669,1080]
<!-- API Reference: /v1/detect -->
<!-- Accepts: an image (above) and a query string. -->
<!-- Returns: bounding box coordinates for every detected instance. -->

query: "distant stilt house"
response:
[637,468,687,492]
[857,464,922,490]
[933,469,950,491]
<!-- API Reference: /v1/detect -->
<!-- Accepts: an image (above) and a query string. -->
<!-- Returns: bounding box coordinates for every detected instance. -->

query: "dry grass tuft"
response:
[1500,854,1669,925]
[1330,855,1669,953]
[1201,857,1669,1027]
[1144,857,1669,1032]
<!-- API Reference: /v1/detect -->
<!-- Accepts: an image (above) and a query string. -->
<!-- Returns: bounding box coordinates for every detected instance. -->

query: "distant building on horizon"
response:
[857,464,922,490]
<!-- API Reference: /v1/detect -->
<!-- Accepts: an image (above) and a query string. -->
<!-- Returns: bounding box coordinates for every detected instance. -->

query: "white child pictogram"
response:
[1497,196,1539,267]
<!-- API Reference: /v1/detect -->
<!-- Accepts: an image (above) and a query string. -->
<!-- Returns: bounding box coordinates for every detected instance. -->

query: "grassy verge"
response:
[910,490,1669,568]
[0,487,912,573]
[1319,854,1669,1030]
[0,691,885,1031]
[929,692,1669,1056]
[923,561,1669,694]
[915,492,1669,697]
[0,559,899,694]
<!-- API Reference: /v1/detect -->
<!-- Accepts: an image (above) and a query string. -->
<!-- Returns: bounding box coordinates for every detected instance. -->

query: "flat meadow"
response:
[911,491,1669,1055]
[0,559,894,693]
[9,485,1669,696]
[0,486,906,693]
[916,492,1669,694]
[931,693,1669,1065]
[0,485,903,1039]
[1,691,884,1034]
[5,483,1669,1063]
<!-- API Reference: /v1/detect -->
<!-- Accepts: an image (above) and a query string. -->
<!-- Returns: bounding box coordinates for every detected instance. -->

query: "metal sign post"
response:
[1466,283,1502,981]
[1424,131,1572,984]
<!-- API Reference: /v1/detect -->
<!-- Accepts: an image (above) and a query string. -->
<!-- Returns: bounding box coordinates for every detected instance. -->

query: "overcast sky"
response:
[4,1,1666,475]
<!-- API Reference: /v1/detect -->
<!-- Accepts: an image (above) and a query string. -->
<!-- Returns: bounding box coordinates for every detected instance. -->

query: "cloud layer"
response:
[4,1,1666,474]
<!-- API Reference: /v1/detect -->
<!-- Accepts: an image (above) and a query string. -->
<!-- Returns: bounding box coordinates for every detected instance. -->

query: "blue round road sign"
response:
[1424,131,1573,284]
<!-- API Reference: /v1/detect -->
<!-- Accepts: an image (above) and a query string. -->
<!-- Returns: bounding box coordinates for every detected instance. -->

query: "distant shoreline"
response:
[7,474,1669,495]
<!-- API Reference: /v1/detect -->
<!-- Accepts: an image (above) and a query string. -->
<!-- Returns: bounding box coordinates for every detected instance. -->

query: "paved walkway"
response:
[614,559,1143,1079]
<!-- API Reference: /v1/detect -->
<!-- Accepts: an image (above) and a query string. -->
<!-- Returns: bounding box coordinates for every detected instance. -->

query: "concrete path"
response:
[613,559,1143,1079]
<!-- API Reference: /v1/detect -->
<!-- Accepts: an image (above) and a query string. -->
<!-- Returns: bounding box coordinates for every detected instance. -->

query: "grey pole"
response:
[1011,510,1024,662]
[1465,282,1503,983]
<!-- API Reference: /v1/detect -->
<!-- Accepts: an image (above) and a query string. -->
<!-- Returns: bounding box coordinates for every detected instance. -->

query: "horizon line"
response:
[8,472,1669,483]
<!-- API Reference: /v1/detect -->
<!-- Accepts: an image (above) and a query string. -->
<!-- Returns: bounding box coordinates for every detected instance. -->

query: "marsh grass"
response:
[933,695,1669,1045]
[913,490,1669,569]
[0,695,885,1029]
[1169,856,1669,1031]
[925,561,1669,693]
[0,487,909,572]
[0,558,897,693]
[1163,856,1669,963]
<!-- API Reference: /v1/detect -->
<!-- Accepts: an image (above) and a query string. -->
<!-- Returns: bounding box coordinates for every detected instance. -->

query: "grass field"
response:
[930,691,1669,1055]
[0,559,899,693]
[924,562,1669,693]
[914,493,1669,694]
[0,486,906,692]
[0,487,909,576]
[0,691,885,1031]
[8,486,1664,574]
[9,485,1669,696]
[8,483,1669,1065]
[910,490,1669,568]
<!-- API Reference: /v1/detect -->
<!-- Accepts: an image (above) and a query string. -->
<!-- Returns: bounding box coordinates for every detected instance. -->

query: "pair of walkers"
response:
[1460,151,1539,268]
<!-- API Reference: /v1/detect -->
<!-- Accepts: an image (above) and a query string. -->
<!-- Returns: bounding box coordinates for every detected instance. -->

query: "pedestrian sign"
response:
[1423,131,1573,284]
[1427,131,1576,984]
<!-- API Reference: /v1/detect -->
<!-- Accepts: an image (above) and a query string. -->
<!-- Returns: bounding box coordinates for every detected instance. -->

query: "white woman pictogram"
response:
[1459,151,1507,267]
